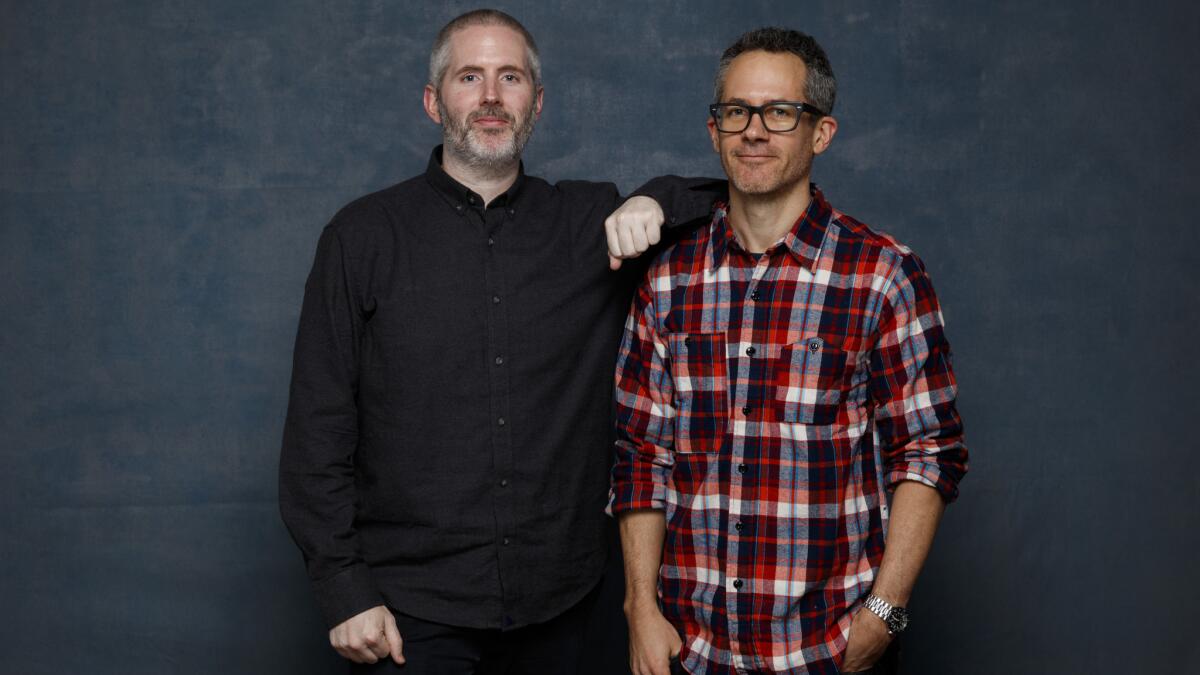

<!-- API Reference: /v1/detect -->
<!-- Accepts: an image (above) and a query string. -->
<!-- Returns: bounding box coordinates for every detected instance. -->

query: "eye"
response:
[461,73,479,83]
[501,73,520,83]
[725,106,748,119]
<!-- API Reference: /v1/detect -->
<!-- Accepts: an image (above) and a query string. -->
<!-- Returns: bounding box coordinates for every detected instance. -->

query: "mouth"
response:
[733,153,777,164]
[472,116,511,128]
[469,106,515,129]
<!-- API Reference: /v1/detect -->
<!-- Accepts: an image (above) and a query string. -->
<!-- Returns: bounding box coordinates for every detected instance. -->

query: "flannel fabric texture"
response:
[609,187,967,674]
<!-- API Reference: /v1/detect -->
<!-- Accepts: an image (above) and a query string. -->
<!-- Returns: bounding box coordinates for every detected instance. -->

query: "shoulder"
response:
[516,176,622,234]
[321,175,428,250]
[549,178,620,198]
[825,207,932,279]
[328,176,424,231]
[638,219,713,298]
[533,177,621,212]
[826,208,943,317]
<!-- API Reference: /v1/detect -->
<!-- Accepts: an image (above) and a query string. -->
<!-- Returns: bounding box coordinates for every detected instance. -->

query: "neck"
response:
[726,178,813,253]
[440,146,520,206]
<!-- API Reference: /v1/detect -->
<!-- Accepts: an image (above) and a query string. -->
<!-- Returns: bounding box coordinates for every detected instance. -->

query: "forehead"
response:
[722,50,808,102]
[445,24,530,70]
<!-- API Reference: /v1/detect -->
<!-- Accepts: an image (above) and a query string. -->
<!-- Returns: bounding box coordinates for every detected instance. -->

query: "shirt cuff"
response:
[608,480,668,515]
[884,449,966,503]
[312,563,384,629]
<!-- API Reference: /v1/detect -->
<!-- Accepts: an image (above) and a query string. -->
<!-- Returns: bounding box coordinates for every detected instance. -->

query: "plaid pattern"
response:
[609,187,967,674]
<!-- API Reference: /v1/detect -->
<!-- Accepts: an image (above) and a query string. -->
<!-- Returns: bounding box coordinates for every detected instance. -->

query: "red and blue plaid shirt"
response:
[608,187,968,674]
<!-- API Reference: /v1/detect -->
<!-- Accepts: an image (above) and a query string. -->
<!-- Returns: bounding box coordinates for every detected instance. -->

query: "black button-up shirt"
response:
[279,147,720,630]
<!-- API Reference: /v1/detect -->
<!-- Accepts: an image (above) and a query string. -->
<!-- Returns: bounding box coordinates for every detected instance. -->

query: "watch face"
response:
[887,606,910,634]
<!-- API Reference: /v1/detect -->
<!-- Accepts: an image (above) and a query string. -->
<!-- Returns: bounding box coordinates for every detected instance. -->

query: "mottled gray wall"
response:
[2,1,1197,673]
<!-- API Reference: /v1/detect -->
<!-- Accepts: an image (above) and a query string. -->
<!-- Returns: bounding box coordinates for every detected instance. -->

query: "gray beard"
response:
[439,101,536,176]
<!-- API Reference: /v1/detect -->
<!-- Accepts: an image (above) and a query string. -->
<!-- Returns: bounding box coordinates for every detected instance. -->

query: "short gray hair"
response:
[713,27,836,115]
[429,9,542,91]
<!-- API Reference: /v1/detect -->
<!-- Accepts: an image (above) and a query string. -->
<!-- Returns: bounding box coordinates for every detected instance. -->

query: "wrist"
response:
[863,593,910,636]
[623,596,662,619]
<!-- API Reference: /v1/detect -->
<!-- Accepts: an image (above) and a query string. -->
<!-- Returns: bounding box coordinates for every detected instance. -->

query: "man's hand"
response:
[605,196,665,270]
[626,605,683,675]
[840,608,892,672]
[328,605,405,666]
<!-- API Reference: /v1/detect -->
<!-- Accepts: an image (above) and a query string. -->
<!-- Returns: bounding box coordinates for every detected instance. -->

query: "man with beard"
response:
[610,28,968,675]
[278,9,718,675]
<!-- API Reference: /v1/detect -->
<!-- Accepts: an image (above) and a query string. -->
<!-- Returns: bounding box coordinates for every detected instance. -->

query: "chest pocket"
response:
[773,336,848,425]
[667,332,729,454]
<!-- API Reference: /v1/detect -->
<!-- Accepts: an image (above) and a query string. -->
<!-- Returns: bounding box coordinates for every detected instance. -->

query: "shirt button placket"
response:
[482,202,515,616]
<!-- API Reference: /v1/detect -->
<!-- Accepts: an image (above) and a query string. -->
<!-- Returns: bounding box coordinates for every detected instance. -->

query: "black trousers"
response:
[349,585,600,675]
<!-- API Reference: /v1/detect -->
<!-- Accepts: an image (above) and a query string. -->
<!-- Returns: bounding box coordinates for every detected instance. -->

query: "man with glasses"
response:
[610,28,968,675]
[279,9,719,674]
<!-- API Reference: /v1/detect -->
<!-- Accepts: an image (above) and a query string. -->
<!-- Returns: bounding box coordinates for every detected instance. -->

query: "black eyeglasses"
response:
[708,101,826,133]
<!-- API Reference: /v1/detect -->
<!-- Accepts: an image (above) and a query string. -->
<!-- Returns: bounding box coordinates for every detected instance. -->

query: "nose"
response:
[742,110,769,141]
[481,76,500,104]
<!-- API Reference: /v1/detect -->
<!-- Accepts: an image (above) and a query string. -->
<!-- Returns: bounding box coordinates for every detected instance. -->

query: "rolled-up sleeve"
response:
[868,251,968,502]
[608,279,677,514]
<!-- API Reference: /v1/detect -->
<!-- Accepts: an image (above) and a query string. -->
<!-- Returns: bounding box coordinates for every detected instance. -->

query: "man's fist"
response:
[329,605,405,665]
[605,195,666,270]
[626,605,683,675]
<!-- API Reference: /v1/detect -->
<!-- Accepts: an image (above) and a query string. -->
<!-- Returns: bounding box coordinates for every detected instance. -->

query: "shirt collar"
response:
[708,183,833,273]
[423,145,527,210]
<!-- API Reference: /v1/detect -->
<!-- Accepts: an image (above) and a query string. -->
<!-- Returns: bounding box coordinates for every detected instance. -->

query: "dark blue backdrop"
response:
[3,1,1197,673]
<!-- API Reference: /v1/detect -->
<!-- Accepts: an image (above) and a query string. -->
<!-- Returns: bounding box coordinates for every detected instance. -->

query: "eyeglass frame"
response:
[708,101,828,133]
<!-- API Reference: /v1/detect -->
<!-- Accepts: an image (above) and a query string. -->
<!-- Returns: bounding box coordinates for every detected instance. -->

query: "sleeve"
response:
[608,276,678,514]
[278,224,382,629]
[868,251,969,502]
[629,176,727,229]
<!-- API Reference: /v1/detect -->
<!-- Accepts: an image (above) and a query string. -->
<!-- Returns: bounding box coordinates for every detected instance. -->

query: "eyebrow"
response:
[454,63,529,76]
[721,98,800,106]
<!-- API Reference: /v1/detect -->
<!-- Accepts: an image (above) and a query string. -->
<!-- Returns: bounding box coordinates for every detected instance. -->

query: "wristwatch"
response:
[863,594,909,635]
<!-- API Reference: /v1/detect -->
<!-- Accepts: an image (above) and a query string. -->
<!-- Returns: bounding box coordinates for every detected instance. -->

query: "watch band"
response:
[863,594,909,635]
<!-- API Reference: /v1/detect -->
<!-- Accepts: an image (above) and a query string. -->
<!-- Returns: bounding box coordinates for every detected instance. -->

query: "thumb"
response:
[608,254,623,271]
[383,612,405,665]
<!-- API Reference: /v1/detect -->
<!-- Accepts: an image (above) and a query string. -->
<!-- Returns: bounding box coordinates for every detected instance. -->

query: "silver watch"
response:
[863,594,909,635]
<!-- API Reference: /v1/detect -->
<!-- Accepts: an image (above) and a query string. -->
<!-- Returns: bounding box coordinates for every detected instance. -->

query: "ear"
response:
[423,84,442,125]
[534,85,544,120]
[812,114,838,156]
[707,117,721,154]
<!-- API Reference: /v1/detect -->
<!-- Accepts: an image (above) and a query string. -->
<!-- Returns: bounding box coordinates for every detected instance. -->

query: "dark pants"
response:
[349,585,600,675]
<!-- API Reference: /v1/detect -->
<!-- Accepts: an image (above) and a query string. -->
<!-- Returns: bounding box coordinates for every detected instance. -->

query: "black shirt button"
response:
[456,204,464,213]
[498,417,506,426]
[495,356,504,365]
[742,406,751,415]
[732,579,743,589]
[746,346,756,356]
[503,537,510,546]
[735,522,744,531]
[499,479,508,487]
[750,289,760,301]
[492,295,501,304]
[488,237,495,246]
[508,208,515,216]
[737,463,747,474]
